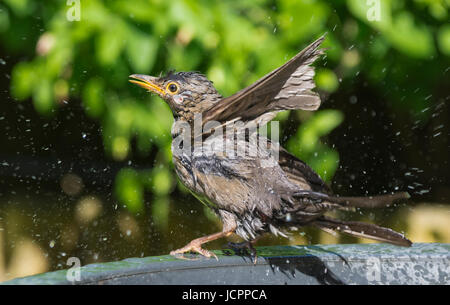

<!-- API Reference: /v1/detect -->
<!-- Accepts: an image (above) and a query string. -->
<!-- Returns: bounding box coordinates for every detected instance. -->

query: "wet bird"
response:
[130,35,412,260]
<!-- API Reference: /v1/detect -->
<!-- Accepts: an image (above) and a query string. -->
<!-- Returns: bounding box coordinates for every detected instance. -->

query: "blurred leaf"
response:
[126,29,158,72]
[96,23,126,66]
[307,147,340,182]
[11,62,36,100]
[287,110,344,181]
[82,78,105,118]
[415,0,449,21]
[112,0,158,23]
[274,110,290,122]
[2,0,33,16]
[385,12,435,58]
[115,168,144,214]
[168,42,202,71]
[347,0,392,29]
[278,0,330,43]
[33,79,53,115]
[322,33,343,61]
[53,79,69,101]
[151,196,170,230]
[315,68,339,93]
[151,167,174,196]
[112,136,130,161]
[296,109,344,153]
[0,5,10,32]
[348,0,435,58]
[437,24,450,56]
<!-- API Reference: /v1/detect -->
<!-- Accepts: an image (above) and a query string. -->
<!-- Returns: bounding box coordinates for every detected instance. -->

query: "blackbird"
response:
[130,35,412,260]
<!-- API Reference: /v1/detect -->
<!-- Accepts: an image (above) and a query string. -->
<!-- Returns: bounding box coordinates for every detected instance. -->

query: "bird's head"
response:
[129,71,222,121]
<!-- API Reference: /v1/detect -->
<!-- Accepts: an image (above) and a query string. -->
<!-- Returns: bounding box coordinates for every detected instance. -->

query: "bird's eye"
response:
[167,82,179,94]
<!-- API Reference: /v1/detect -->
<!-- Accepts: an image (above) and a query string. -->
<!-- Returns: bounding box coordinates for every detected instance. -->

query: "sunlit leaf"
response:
[82,78,105,118]
[0,5,10,32]
[115,168,144,214]
[126,29,158,72]
[151,196,170,230]
[437,24,450,56]
[33,79,53,115]
[151,167,173,196]
[112,136,130,161]
[2,0,33,16]
[385,12,435,58]
[307,147,340,182]
[315,68,339,93]
[278,0,330,43]
[287,110,344,181]
[347,0,392,29]
[96,23,126,66]
[348,0,435,58]
[11,62,36,100]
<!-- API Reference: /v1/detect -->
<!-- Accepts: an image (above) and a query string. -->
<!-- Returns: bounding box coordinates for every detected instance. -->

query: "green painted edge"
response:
[2,243,449,285]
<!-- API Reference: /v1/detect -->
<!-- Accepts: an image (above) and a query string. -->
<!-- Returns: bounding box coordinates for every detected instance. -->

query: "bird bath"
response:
[3,243,449,285]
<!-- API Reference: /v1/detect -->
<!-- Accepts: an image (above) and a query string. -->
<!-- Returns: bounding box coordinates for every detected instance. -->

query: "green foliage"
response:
[1,0,448,214]
[348,0,436,58]
[287,110,344,181]
[151,196,171,230]
[115,165,174,216]
[315,68,339,93]
[438,24,450,56]
[115,168,146,214]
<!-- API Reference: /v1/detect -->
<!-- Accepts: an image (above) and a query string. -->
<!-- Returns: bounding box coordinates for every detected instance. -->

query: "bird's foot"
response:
[225,241,258,264]
[170,241,218,260]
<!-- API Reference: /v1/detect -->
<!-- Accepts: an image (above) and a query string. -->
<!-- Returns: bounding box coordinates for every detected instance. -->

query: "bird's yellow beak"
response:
[129,74,165,95]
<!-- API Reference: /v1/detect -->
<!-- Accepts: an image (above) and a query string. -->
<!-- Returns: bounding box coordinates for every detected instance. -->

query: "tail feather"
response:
[329,192,411,209]
[293,190,410,209]
[313,216,412,247]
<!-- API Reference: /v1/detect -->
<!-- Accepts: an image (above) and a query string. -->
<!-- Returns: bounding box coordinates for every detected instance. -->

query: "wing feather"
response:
[202,35,326,125]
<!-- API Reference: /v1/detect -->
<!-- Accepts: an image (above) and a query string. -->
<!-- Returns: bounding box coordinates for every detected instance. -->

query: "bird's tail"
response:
[313,216,412,247]
[289,190,412,246]
[293,190,410,209]
[327,192,411,209]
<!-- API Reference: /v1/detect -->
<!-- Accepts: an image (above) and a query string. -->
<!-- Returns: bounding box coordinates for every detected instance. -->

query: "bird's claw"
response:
[170,242,218,260]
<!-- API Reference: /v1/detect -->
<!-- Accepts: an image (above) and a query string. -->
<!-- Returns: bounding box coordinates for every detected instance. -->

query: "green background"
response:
[0,0,448,281]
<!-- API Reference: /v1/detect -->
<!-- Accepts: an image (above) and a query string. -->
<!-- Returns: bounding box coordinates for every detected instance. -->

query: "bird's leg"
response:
[170,229,235,260]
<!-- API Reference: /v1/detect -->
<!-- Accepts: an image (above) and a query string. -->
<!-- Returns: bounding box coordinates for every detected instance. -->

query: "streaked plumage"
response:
[130,35,412,260]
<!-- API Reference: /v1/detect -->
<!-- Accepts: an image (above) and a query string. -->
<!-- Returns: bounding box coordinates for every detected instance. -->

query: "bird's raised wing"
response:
[202,35,325,126]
